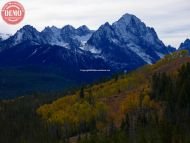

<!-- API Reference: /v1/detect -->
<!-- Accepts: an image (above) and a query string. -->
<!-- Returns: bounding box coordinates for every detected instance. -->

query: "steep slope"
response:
[37,50,190,142]
[0,25,42,49]
[40,25,93,49]
[0,13,177,98]
[0,25,105,98]
[179,39,190,52]
[87,14,173,70]
[0,51,189,143]
[0,13,174,73]
[0,25,93,49]
[0,13,175,73]
[0,43,111,98]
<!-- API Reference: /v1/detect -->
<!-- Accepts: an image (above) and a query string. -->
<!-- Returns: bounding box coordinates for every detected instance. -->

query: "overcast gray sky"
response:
[0,0,190,47]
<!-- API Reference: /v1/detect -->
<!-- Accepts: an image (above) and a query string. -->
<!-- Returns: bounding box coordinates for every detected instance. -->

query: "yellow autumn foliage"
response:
[37,64,151,129]
[37,92,108,129]
[121,91,159,116]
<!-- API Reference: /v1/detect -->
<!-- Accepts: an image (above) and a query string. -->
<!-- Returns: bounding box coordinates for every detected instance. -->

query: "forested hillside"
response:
[36,50,190,143]
[0,50,189,143]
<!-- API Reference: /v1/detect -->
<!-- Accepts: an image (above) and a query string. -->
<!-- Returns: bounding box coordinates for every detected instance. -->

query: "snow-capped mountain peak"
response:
[0,13,176,74]
[61,25,76,34]
[42,26,61,34]
[6,25,42,46]
[117,13,141,26]
[112,13,161,46]
[0,24,94,49]
[40,26,65,47]
[77,25,91,36]
[17,25,40,37]
[87,13,172,67]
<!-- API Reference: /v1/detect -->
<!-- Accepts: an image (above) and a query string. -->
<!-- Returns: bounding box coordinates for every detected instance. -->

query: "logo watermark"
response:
[1,1,25,25]
[80,69,111,72]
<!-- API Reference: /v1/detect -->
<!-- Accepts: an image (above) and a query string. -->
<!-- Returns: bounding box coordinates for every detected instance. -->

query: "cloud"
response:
[0,0,189,47]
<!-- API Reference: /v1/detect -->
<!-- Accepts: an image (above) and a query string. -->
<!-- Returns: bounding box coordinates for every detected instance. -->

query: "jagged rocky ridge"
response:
[179,39,190,52]
[0,13,178,90]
